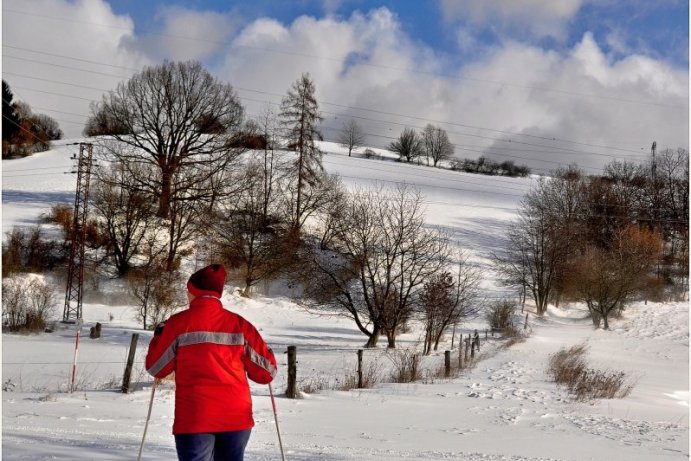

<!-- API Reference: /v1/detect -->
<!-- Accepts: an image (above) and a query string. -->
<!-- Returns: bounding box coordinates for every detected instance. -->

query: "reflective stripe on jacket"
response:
[145,295,277,434]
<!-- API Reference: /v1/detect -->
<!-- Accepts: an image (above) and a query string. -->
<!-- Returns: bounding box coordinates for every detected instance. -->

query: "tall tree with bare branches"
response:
[337,119,366,157]
[86,60,245,219]
[422,124,453,167]
[302,185,449,348]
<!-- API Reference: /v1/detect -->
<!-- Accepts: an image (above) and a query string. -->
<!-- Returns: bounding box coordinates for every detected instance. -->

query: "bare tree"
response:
[313,176,348,249]
[90,161,157,276]
[129,264,185,330]
[302,185,449,348]
[389,128,422,163]
[567,225,662,329]
[420,272,454,355]
[280,173,345,238]
[494,177,574,315]
[212,161,288,297]
[86,60,245,219]
[420,251,481,354]
[257,104,281,222]
[337,119,366,157]
[422,124,454,167]
[279,73,324,233]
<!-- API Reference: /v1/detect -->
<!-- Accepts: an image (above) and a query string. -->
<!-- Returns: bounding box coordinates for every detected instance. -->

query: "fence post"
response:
[286,346,297,399]
[465,336,470,362]
[524,313,529,330]
[121,333,139,393]
[444,351,451,377]
[474,329,480,351]
[357,349,363,388]
[470,337,475,360]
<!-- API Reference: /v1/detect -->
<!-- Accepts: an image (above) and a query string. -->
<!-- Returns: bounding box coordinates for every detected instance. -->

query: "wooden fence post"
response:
[286,346,297,399]
[357,349,363,388]
[465,336,470,362]
[524,313,529,330]
[474,330,480,351]
[444,351,451,377]
[470,336,475,360]
[121,333,139,393]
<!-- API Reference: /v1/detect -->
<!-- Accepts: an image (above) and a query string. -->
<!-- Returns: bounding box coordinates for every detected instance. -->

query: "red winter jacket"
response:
[145,295,277,434]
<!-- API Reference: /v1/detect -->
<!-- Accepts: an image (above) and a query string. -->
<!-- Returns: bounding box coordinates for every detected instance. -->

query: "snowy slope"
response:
[1,141,688,460]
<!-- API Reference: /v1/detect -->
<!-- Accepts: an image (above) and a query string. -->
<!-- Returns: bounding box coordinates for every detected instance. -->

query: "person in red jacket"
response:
[146,264,277,461]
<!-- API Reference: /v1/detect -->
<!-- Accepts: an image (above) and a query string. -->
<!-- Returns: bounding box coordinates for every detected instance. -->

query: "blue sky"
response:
[104,0,689,69]
[3,0,689,172]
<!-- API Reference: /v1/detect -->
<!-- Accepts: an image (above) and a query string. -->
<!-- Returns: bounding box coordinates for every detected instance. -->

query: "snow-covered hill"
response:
[1,141,688,460]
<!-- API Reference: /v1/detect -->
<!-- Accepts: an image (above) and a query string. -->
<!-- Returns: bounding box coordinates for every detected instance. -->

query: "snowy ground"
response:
[2,141,689,460]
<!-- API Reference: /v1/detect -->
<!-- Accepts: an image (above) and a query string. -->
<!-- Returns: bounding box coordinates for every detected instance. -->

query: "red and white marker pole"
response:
[70,325,81,393]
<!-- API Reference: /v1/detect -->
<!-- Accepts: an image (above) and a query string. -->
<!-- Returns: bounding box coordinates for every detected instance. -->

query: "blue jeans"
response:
[174,430,252,461]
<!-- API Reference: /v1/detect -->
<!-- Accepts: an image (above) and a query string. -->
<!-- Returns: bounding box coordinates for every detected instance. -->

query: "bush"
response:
[2,226,63,277]
[387,349,421,383]
[45,203,73,238]
[128,265,185,330]
[341,359,383,391]
[2,276,56,332]
[486,299,517,335]
[363,148,379,159]
[547,344,634,401]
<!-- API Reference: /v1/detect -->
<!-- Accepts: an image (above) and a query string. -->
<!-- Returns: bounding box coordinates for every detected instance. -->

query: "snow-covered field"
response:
[2,141,689,460]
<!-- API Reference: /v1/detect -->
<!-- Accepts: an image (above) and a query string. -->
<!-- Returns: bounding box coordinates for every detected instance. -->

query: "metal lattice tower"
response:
[63,143,94,322]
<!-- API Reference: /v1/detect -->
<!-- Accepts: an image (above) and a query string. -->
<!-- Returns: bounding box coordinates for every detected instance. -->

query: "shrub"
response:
[547,344,634,401]
[2,226,63,277]
[363,148,379,159]
[2,276,56,332]
[387,349,421,383]
[486,299,517,335]
[340,359,383,391]
[45,203,73,239]
[128,266,185,330]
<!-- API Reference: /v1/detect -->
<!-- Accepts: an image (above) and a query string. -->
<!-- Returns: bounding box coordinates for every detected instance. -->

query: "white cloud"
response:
[2,0,151,137]
[3,2,687,173]
[218,10,687,172]
[135,7,241,61]
[439,0,586,41]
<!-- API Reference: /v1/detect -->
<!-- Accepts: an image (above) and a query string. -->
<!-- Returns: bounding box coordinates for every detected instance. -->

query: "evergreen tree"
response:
[2,80,20,143]
[279,73,324,232]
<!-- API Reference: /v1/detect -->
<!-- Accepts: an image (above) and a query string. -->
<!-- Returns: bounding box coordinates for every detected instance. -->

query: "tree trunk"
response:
[158,169,173,218]
[364,328,380,348]
[386,329,396,348]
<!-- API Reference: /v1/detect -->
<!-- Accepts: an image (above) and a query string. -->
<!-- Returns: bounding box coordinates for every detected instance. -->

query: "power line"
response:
[2,12,686,109]
[2,44,141,72]
[3,60,657,166]
[3,54,131,80]
[7,76,650,175]
[7,62,651,158]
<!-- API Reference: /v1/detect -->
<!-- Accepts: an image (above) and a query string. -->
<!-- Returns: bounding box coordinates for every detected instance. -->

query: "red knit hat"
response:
[187,264,226,298]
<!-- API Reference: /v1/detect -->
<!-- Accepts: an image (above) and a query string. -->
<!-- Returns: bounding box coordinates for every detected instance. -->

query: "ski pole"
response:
[268,382,286,461]
[137,379,158,461]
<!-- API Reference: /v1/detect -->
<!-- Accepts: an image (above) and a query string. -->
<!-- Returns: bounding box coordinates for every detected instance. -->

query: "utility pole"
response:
[651,141,657,182]
[63,143,94,322]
